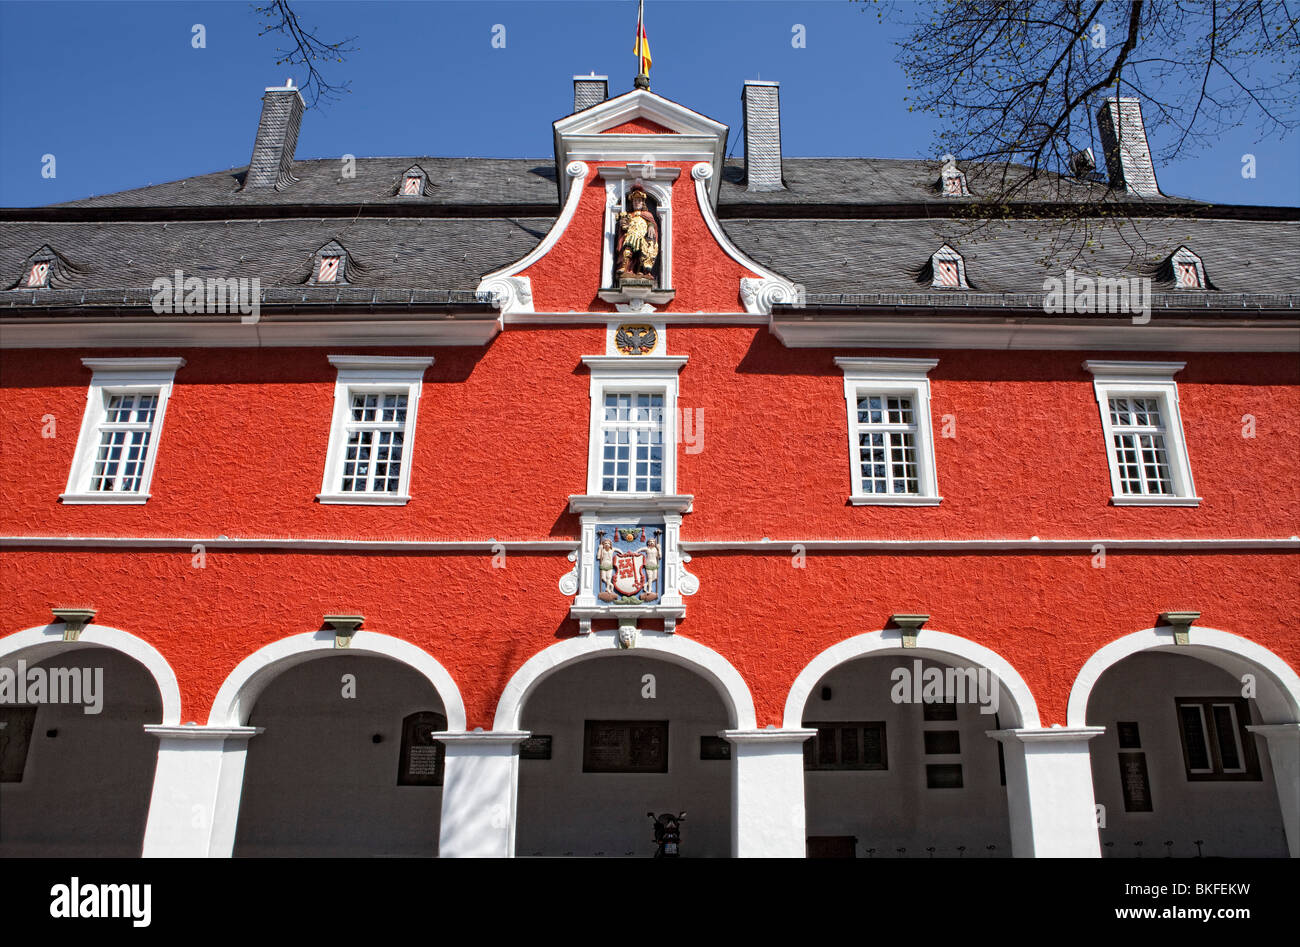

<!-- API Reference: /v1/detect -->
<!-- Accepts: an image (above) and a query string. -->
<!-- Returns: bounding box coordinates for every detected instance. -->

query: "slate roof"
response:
[49,156,1191,211]
[3,155,1297,313]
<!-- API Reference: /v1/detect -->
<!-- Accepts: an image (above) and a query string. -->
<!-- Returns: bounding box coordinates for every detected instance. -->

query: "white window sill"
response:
[60,492,150,505]
[850,495,943,506]
[1110,495,1202,507]
[317,493,411,506]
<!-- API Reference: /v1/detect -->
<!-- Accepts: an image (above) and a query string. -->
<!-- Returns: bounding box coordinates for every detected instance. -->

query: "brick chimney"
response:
[741,80,783,192]
[244,79,305,190]
[1097,97,1160,197]
[573,74,608,113]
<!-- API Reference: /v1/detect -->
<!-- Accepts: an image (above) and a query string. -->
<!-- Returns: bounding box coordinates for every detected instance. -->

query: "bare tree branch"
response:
[254,0,358,109]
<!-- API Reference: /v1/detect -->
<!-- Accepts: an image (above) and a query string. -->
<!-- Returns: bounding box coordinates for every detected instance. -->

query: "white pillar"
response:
[141,725,262,857]
[438,730,527,858]
[992,726,1104,857]
[1248,723,1300,857]
[724,728,816,858]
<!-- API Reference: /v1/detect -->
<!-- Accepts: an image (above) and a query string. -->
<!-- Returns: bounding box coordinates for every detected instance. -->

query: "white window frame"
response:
[582,356,686,497]
[836,357,941,505]
[1171,246,1206,289]
[930,245,968,289]
[1083,360,1200,506]
[318,355,432,505]
[61,357,186,505]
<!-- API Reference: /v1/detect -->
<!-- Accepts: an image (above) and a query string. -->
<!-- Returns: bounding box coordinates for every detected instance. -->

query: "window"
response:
[836,358,941,505]
[398,165,427,198]
[309,241,349,285]
[802,721,888,770]
[1083,361,1199,506]
[27,261,50,288]
[318,355,431,505]
[317,256,341,283]
[1169,246,1207,289]
[62,357,185,504]
[929,244,969,289]
[582,720,668,773]
[1175,697,1261,781]
[582,356,686,497]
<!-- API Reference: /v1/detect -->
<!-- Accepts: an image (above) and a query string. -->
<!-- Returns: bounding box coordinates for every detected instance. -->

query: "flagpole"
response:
[634,0,650,89]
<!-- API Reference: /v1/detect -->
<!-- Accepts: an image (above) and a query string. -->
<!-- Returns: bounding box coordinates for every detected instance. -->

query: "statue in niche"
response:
[615,185,659,284]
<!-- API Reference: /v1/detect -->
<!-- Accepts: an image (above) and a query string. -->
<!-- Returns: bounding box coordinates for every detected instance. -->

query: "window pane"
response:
[1180,704,1212,771]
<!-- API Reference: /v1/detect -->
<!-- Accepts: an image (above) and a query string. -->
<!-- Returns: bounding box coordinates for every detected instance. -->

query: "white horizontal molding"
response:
[82,357,187,374]
[58,493,151,505]
[316,493,411,506]
[1110,495,1203,507]
[145,725,263,741]
[836,357,940,377]
[849,495,943,506]
[581,355,688,373]
[773,319,1300,352]
[1082,359,1185,378]
[568,494,694,515]
[1,318,501,348]
[327,355,434,373]
[3,535,1294,553]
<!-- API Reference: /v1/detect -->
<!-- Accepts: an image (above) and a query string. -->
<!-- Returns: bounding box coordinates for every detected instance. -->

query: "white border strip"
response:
[2,536,1295,552]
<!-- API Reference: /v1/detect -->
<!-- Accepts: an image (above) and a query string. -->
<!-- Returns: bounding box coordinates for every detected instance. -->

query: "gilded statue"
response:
[615,185,659,282]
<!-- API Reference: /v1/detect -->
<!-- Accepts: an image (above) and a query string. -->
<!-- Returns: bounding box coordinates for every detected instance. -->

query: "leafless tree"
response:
[254,0,358,108]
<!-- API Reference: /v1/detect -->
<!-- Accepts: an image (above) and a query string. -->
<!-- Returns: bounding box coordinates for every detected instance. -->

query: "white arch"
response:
[1067,625,1300,727]
[0,623,182,725]
[492,630,756,731]
[782,629,1041,729]
[208,631,466,730]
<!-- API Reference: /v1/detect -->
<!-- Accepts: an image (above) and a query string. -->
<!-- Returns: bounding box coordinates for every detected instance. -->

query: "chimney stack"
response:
[245,79,305,190]
[741,80,784,192]
[573,74,609,113]
[1096,97,1159,197]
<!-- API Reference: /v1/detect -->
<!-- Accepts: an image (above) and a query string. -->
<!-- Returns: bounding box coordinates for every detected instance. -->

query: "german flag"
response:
[633,0,652,76]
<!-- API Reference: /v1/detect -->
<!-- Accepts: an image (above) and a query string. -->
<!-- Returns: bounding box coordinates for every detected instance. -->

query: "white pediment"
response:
[553,89,729,206]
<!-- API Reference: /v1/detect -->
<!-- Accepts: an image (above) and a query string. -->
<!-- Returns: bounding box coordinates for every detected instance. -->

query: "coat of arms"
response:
[596,526,662,604]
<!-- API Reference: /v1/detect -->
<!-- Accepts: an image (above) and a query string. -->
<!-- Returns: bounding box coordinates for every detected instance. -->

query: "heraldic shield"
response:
[596,525,662,604]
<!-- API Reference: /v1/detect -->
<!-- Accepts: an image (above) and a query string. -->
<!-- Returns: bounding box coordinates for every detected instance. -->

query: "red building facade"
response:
[2,76,1297,858]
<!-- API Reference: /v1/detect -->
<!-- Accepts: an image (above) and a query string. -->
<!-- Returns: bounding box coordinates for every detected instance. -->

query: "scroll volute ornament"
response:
[615,185,659,284]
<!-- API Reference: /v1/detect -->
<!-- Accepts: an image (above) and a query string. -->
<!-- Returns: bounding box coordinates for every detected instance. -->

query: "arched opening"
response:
[1084,650,1291,857]
[232,653,447,857]
[798,653,1014,858]
[515,653,732,857]
[1,646,162,856]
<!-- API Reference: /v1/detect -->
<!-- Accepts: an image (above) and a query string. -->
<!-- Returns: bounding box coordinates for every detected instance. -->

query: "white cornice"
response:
[82,356,186,373]
[145,725,263,740]
[1,318,501,348]
[3,535,1294,553]
[581,355,687,372]
[771,318,1300,352]
[327,354,433,372]
[1083,359,1185,377]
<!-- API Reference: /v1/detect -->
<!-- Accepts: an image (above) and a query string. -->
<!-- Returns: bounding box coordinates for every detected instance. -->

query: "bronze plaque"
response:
[582,720,668,773]
[0,706,37,783]
[1119,751,1153,811]
[397,711,446,786]
[520,735,552,760]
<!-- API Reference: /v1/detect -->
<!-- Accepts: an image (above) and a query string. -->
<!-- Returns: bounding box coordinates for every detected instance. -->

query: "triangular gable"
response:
[553,89,729,205]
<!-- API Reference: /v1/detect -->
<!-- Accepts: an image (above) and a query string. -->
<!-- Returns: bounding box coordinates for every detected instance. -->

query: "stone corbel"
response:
[890,613,930,649]
[51,607,96,642]
[1160,611,1200,646]
[323,614,365,649]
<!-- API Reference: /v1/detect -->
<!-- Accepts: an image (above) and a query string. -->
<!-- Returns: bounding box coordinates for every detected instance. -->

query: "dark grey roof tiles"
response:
[0,217,554,296]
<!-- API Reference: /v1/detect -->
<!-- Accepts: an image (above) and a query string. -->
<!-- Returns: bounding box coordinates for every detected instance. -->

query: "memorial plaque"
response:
[397,711,446,786]
[923,700,958,722]
[1119,751,1153,811]
[582,720,668,773]
[520,735,552,760]
[1117,721,1141,749]
[924,730,961,755]
[0,706,37,783]
[699,735,731,760]
[926,763,964,789]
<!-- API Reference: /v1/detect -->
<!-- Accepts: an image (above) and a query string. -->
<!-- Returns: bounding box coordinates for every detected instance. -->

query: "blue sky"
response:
[1,0,1296,206]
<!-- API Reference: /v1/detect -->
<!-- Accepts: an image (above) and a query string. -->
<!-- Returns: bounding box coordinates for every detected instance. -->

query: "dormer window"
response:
[929,245,969,289]
[317,256,341,283]
[938,155,969,197]
[27,261,50,288]
[309,241,350,285]
[398,165,428,198]
[1170,247,1206,289]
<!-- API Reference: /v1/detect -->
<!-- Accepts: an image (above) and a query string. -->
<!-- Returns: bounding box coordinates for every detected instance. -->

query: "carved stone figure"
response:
[639,537,660,602]
[597,537,617,602]
[615,186,659,282]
